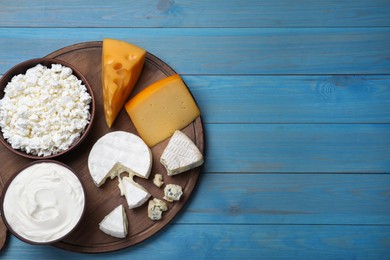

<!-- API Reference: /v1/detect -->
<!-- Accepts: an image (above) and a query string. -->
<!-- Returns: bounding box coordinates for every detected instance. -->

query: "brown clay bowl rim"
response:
[0,160,87,245]
[0,58,96,159]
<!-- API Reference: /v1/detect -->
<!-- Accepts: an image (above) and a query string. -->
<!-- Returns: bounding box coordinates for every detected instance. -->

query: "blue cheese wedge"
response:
[163,184,183,202]
[148,198,168,220]
[160,130,203,176]
[118,176,151,209]
[88,131,152,187]
[99,204,128,238]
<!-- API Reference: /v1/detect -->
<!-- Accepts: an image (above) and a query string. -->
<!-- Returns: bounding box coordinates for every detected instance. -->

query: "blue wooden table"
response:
[1,0,390,259]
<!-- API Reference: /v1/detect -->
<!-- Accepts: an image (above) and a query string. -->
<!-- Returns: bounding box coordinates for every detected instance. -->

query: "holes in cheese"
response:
[125,74,200,147]
[113,63,122,70]
[102,38,146,128]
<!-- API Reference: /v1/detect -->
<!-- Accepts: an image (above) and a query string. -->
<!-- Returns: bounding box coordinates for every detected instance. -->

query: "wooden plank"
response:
[2,75,389,124]
[2,225,390,259]
[176,173,390,225]
[1,74,389,124]
[204,124,390,173]
[0,0,389,28]
[0,28,389,75]
[185,75,390,124]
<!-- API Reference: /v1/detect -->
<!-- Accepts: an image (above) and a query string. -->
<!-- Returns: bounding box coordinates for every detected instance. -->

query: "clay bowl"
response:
[0,58,95,159]
[0,160,86,245]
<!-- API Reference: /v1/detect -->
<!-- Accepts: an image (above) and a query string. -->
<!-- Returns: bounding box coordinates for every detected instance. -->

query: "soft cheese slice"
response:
[160,130,203,176]
[125,74,200,147]
[102,38,146,128]
[118,176,151,209]
[88,131,152,187]
[99,204,128,238]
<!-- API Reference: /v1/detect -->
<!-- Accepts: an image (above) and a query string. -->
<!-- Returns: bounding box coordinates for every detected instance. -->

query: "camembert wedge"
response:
[88,131,152,209]
[102,38,146,128]
[160,130,203,176]
[88,131,152,187]
[99,204,128,238]
[125,74,200,147]
[118,176,151,209]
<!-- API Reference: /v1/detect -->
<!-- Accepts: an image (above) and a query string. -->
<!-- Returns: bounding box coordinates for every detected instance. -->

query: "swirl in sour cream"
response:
[2,162,85,243]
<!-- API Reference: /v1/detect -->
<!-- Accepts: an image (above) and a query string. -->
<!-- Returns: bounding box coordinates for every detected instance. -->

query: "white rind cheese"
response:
[118,176,151,209]
[148,198,168,220]
[88,131,152,187]
[160,130,203,176]
[99,204,128,238]
[163,184,183,202]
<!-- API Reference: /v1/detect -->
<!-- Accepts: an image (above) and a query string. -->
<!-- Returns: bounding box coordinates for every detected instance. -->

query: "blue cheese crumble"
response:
[0,64,92,156]
[163,184,183,202]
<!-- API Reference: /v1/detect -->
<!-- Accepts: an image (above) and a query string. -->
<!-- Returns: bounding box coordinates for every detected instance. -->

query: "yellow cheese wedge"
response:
[125,74,200,147]
[102,38,146,128]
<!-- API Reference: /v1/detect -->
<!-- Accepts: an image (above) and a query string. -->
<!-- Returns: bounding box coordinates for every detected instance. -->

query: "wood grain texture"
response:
[1,0,389,28]
[1,0,390,258]
[1,28,389,75]
[0,178,7,251]
[176,173,390,225]
[204,124,390,173]
[0,218,7,251]
[1,225,390,259]
[2,74,389,124]
[186,75,390,124]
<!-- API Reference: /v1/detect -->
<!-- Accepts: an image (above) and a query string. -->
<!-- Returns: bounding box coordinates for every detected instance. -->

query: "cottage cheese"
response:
[0,64,92,156]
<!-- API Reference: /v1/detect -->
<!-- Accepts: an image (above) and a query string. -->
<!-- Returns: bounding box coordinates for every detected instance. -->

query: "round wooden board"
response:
[0,41,204,253]
[0,178,7,251]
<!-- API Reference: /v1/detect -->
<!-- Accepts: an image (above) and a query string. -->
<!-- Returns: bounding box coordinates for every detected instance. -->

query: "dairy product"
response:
[2,162,85,243]
[160,130,203,176]
[0,63,92,157]
[163,184,183,202]
[125,74,200,147]
[88,131,152,209]
[102,38,146,128]
[148,198,168,220]
[118,176,151,209]
[88,131,152,187]
[99,204,128,238]
[153,174,164,188]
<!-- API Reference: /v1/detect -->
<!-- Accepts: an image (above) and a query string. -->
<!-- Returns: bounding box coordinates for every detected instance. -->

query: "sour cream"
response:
[2,161,85,243]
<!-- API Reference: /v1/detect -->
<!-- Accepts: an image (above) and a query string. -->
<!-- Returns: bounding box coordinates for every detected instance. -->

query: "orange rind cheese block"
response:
[102,38,146,128]
[125,74,200,147]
